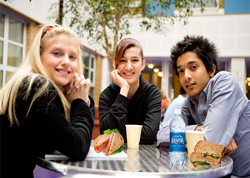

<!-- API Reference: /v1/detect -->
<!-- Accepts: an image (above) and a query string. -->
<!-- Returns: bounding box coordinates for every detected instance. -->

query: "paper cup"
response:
[186,130,205,158]
[125,125,142,149]
[124,148,140,171]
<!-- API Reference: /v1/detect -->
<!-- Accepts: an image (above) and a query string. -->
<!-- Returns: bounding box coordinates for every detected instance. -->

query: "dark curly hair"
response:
[171,35,219,77]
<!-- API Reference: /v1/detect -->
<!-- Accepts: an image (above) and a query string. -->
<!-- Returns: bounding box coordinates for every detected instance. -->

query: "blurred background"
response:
[1,0,250,104]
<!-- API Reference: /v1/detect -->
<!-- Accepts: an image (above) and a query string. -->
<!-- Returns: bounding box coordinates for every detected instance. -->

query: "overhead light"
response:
[154,68,159,73]
[158,71,163,77]
[148,64,154,69]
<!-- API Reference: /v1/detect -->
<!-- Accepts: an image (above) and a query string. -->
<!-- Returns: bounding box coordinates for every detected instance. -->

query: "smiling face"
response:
[41,34,78,88]
[114,46,145,88]
[177,51,215,101]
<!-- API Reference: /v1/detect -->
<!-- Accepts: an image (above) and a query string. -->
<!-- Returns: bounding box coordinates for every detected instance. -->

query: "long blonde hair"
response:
[0,24,83,126]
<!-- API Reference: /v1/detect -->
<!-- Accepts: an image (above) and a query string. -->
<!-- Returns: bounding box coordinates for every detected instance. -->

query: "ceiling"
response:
[143,57,171,73]
[143,57,243,75]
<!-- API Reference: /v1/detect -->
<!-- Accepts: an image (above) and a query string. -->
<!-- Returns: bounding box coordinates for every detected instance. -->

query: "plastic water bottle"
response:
[169,109,186,165]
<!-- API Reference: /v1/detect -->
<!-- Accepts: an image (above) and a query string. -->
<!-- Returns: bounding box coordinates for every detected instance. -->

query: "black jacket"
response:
[0,77,95,178]
[99,75,161,144]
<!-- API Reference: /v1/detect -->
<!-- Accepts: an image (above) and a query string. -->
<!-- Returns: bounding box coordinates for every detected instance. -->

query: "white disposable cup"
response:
[125,125,142,149]
[186,130,205,158]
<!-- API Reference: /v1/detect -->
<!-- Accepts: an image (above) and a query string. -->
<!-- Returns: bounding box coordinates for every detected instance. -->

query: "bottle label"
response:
[170,132,186,152]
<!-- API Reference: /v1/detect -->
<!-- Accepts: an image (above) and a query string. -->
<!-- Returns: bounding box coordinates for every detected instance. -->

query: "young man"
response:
[171,35,249,177]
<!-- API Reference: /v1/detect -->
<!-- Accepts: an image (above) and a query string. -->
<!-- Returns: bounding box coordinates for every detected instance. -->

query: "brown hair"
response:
[114,38,143,68]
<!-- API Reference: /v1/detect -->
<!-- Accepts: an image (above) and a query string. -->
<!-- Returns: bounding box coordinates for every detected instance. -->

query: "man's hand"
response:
[195,125,202,131]
[194,125,237,156]
[225,137,237,156]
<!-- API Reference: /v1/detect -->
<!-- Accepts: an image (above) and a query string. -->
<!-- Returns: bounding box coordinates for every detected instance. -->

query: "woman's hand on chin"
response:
[66,74,90,104]
[111,70,129,97]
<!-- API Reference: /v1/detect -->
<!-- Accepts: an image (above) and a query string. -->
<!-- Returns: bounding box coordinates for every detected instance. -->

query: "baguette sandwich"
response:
[190,140,226,167]
[93,129,124,156]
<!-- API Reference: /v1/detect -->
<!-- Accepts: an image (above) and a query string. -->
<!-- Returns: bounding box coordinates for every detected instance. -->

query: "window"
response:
[190,0,217,8]
[81,49,96,98]
[142,0,220,17]
[224,0,250,14]
[186,0,220,15]
[0,12,26,88]
[145,1,175,16]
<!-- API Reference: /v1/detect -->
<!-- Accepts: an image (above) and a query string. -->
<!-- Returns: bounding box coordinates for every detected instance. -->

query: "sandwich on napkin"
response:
[93,129,124,156]
[190,140,226,167]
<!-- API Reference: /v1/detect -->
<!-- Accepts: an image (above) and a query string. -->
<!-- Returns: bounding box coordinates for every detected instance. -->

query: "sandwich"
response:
[105,131,124,156]
[190,152,221,167]
[93,133,111,153]
[190,140,226,167]
[93,129,124,156]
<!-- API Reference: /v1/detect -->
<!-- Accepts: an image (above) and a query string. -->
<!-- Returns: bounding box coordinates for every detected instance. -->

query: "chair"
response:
[92,105,100,140]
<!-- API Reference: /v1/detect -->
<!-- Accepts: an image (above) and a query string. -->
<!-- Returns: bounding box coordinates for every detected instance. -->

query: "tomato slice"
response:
[105,132,114,156]
[95,141,108,153]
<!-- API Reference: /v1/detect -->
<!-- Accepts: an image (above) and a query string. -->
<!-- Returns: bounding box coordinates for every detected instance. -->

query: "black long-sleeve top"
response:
[0,77,95,178]
[99,75,161,144]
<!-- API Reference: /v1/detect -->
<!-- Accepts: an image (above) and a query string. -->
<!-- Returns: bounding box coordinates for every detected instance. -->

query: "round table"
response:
[38,143,233,178]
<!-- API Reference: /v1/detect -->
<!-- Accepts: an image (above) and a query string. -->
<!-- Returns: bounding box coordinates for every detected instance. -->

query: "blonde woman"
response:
[0,24,94,178]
